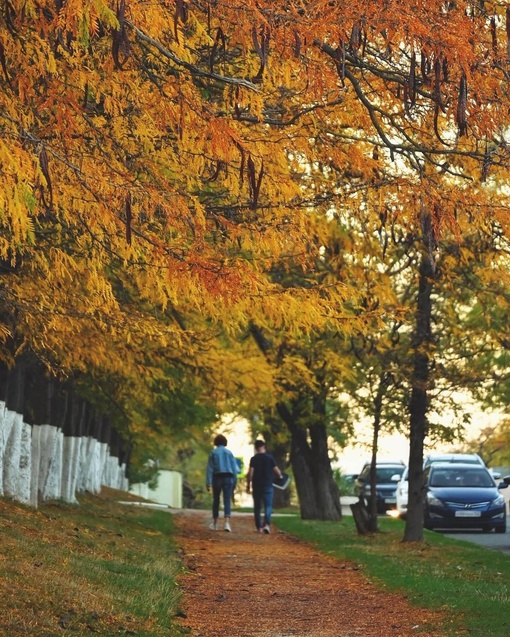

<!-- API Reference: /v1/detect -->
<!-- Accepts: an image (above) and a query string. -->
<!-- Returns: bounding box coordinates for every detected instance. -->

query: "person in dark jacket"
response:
[206,434,239,531]
[246,439,282,534]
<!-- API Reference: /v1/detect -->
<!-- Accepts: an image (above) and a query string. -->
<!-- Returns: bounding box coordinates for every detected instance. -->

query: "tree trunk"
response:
[4,359,26,500]
[249,322,341,520]
[283,412,342,520]
[368,410,380,533]
[367,373,392,532]
[77,405,94,493]
[351,499,371,534]
[61,387,81,503]
[403,235,436,542]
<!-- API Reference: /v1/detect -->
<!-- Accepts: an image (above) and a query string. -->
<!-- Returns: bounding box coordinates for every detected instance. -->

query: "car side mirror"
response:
[503,475,510,486]
[499,480,509,489]
[391,474,401,482]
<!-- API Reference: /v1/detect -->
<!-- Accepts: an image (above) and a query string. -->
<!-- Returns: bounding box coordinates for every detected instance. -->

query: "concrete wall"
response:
[130,469,183,508]
[0,401,128,507]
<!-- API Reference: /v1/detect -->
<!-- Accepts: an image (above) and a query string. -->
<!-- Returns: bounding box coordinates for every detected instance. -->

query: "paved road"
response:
[439,528,510,554]
[340,497,510,554]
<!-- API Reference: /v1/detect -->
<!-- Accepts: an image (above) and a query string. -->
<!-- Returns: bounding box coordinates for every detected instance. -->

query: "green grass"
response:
[275,514,510,637]
[5,490,510,636]
[0,490,184,637]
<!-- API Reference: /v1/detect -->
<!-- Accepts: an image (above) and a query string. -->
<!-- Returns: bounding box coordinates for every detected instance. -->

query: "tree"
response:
[306,4,510,541]
[2,0,510,525]
[462,421,510,468]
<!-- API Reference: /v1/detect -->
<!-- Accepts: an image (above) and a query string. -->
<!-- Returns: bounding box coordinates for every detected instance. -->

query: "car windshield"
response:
[430,468,493,488]
[375,467,404,482]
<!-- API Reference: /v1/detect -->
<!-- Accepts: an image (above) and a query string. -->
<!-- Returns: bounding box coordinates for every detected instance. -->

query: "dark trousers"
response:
[212,474,235,518]
[252,484,274,529]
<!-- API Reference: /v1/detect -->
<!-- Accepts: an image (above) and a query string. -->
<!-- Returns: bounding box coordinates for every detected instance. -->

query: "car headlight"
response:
[427,494,444,507]
[489,495,505,509]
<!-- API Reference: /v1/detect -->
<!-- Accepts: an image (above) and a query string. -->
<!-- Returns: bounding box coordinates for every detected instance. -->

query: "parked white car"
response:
[396,466,409,518]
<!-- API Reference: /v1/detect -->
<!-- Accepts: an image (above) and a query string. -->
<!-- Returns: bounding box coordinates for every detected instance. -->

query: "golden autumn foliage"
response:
[1,0,510,445]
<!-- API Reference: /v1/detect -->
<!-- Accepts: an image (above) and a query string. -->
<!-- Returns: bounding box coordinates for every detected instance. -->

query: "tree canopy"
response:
[2,0,510,524]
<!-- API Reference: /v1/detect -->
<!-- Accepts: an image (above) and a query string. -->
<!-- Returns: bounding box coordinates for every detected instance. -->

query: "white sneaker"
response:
[262,524,270,534]
[209,520,217,531]
[224,521,232,532]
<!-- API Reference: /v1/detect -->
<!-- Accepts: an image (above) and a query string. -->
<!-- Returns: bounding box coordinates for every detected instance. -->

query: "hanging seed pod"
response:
[293,29,301,58]
[433,57,442,107]
[361,27,367,58]
[420,50,430,85]
[491,16,498,55]
[442,57,449,82]
[350,22,362,55]
[125,193,132,246]
[39,146,53,211]
[456,73,468,137]
[251,25,270,83]
[175,0,188,22]
[112,0,130,69]
[433,57,448,144]
[338,41,346,80]
[481,140,491,182]
[247,156,264,210]
[408,51,416,106]
[173,0,189,43]
[209,27,226,72]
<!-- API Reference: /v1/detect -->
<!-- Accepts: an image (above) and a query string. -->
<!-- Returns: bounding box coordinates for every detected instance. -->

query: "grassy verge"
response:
[0,489,183,637]
[275,514,510,637]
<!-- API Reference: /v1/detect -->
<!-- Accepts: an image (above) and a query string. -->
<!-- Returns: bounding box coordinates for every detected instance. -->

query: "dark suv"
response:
[353,461,406,513]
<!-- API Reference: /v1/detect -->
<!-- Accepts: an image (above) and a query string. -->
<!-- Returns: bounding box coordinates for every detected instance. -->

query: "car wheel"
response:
[495,524,506,534]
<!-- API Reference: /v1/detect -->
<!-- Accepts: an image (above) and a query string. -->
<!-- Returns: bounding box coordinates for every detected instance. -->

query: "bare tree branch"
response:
[126,21,260,92]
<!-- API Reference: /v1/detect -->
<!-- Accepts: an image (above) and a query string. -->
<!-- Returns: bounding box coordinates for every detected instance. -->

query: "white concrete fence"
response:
[0,400,128,507]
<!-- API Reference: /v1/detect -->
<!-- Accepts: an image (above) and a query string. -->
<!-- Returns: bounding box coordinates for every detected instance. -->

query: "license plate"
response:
[455,510,481,518]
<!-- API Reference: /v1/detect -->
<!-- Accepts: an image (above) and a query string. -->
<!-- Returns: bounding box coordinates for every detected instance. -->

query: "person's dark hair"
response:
[214,434,228,447]
[254,439,266,450]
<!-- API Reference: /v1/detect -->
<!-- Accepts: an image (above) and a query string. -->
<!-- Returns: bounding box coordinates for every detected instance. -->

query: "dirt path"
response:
[173,511,447,637]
